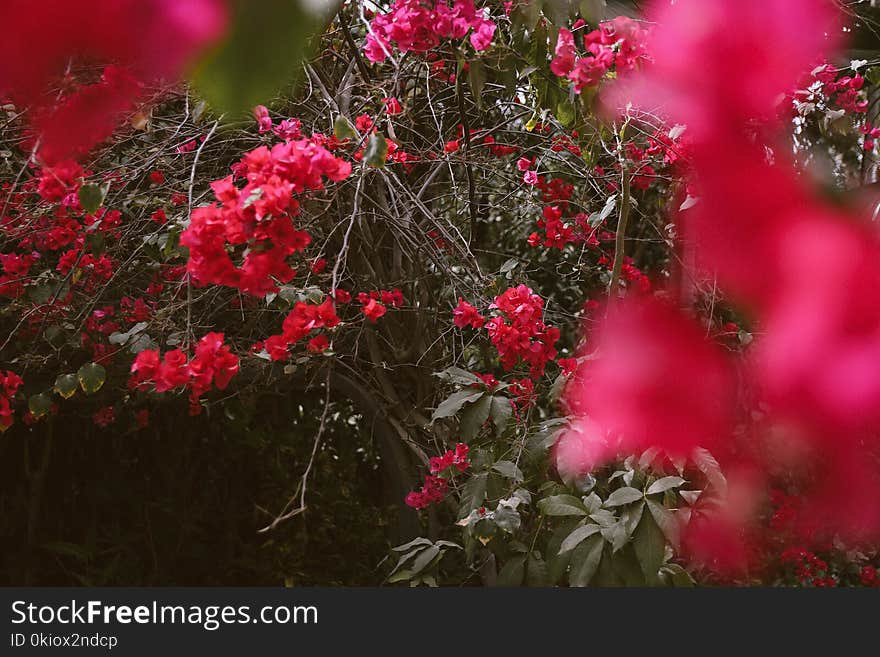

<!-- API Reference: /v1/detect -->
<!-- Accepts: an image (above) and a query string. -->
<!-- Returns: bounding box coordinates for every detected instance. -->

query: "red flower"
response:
[253,105,272,133]
[307,335,330,353]
[362,298,386,323]
[148,170,165,185]
[384,97,403,115]
[452,298,485,329]
[92,406,116,428]
[135,409,150,429]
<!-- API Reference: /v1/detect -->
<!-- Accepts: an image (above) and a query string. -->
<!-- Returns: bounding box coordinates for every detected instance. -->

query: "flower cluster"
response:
[260,299,340,361]
[779,548,836,587]
[565,0,880,568]
[128,332,239,414]
[0,0,227,163]
[551,17,650,94]
[180,136,351,297]
[453,287,560,379]
[0,371,23,431]
[405,443,469,510]
[452,298,485,329]
[806,64,869,115]
[357,289,404,323]
[486,285,560,379]
[364,0,496,63]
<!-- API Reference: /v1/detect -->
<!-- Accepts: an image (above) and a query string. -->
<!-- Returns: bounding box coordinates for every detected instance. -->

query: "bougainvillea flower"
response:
[571,297,735,458]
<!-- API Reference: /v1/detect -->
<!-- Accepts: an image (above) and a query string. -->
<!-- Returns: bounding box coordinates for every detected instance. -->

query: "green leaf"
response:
[364,131,389,168]
[389,546,428,576]
[27,284,53,305]
[556,99,575,127]
[192,0,337,114]
[431,389,484,422]
[647,500,680,550]
[582,492,602,514]
[578,0,606,22]
[568,534,604,587]
[545,520,579,584]
[489,396,513,437]
[468,59,487,109]
[633,508,666,585]
[604,487,644,507]
[559,523,601,554]
[494,505,521,533]
[333,115,356,140]
[392,537,433,552]
[53,374,78,400]
[409,545,441,575]
[387,569,414,583]
[28,393,53,419]
[459,393,492,441]
[76,362,106,395]
[491,460,524,482]
[497,555,526,587]
[78,182,109,215]
[526,554,550,587]
[619,501,645,545]
[543,0,576,26]
[661,563,695,587]
[87,232,105,257]
[693,447,727,495]
[434,367,484,386]
[647,476,685,496]
[458,472,488,518]
[538,494,588,516]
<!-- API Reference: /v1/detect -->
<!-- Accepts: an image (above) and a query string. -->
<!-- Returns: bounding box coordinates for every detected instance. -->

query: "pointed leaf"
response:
[458,472,488,518]
[78,183,108,215]
[28,393,53,419]
[538,494,588,516]
[497,555,526,587]
[333,115,356,140]
[459,393,492,441]
[492,460,524,482]
[559,523,601,554]
[77,362,106,395]
[568,534,604,587]
[431,389,484,422]
[526,554,550,587]
[633,508,666,585]
[647,500,680,550]
[53,374,78,399]
[364,131,389,168]
[490,396,513,436]
[604,487,644,507]
[409,545,440,575]
[647,476,686,496]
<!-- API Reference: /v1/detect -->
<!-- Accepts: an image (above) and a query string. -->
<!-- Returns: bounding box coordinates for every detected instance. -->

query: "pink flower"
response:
[550,28,577,77]
[470,20,496,51]
[452,298,485,329]
[568,297,735,459]
[523,170,538,185]
[384,97,402,115]
[253,105,273,133]
[362,298,387,323]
